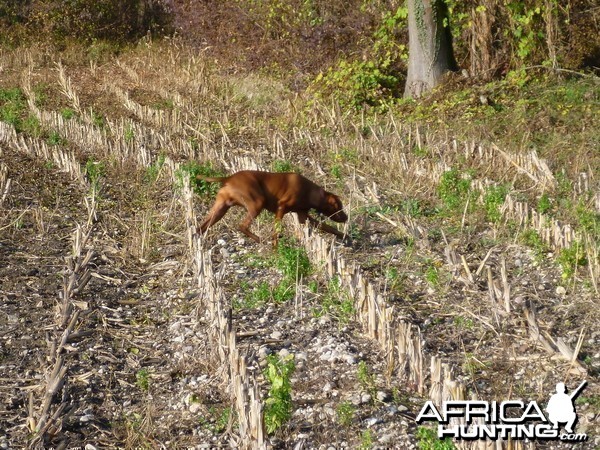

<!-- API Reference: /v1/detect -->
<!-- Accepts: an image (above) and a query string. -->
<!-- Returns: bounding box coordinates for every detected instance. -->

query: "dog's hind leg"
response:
[198,201,230,235]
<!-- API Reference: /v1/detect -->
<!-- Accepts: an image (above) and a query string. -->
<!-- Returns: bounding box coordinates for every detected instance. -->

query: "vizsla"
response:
[196,170,348,244]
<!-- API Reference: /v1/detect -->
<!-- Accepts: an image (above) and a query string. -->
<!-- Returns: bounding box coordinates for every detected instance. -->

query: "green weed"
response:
[313,276,354,324]
[84,158,105,190]
[557,242,587,280]
[336,401,355,427]
[416,426,456,450]
[135,368,150,392]
[438,169,472,211]
[271,159,294,173]
[175,161,224,197]
[483,184,508,223]
[359,429,374,450]
[275,238,311,280]
[264,354,295,434]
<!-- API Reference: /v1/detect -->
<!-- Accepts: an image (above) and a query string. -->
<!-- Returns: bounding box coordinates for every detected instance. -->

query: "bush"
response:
[21,0,173,43]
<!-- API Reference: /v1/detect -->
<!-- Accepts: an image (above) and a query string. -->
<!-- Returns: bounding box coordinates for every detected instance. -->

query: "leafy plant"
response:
[359,429,374,450]
[438,169,472,211]
[483,184,508,223]
[135,368,150,392]
[557,242,587,280]
[313,276,354,324]
[275,237,311,281]
[144,153,166,183]
[175,161,224,197]
[264,353,295,434]
[416,426,456,450]
[0,87,26,130]
[271,159,294,173]
[357,360,376,399]
[84,158,105,191]
[336,401,355,427]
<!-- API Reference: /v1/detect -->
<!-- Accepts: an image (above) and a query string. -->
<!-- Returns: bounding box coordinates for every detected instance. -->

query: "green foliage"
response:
[28,0,172,43]
[144,153,166,183]
[359,429,374,450]
[416,426,456,450]
[264,353,295,434]
[483,184,508,223]
[336,401,355,427]
[0,87,26,130]
[424,262,440,287]
[438,169,472,211]
[557,242,588,280]
[175,161,224,197]
[47,129,65,146]
[311,5,407,110]
[313,59,401,111]
[521,229,547,261]
[357,360,376,398]
[313,276,355,324]
[537,193,552,214]
[135,368,150,392]
[271,159,295,173]
[200,406,232,434]
[60,108,77,120]
[275,237,311,280]
[576,201,600,238]
[84,158,105,190]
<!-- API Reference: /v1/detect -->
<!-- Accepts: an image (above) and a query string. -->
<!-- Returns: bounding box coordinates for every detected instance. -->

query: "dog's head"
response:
[321,192,348,223]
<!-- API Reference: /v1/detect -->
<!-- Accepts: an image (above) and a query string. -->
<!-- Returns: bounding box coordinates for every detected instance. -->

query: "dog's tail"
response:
[196,174,228,183]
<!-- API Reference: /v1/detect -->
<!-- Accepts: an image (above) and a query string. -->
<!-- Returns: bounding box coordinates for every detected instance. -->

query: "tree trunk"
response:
[404,0,457,98]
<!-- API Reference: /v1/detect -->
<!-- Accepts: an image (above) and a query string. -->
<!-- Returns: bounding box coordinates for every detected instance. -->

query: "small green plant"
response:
[234,281,270,309]
[135,368,150,392]
[357,360,376,399]
[91,111,106,129]
[47,130,64,146]
[557,242,587,280]
[144,153,166,183]
[124,124,135,143]
[264,354,295,434]
[453,316,474,330]
[274,237,311,281]
[359,429,374,450]
[402,198,422,218]
[438,169,472,211]
[176,161,224,197]
[84,158,105,190]
[424,261,440,287]
[314,276,355,324]
[0,87,26,130]
[336,401,355,427]
[60,108,76,120]
[483,184,508,223]
[271,159,294,173]
[416,425,456,450]
[521,229,547,261]
[200,406,232,433]
[575,201,600,237]
[537,193,552,214]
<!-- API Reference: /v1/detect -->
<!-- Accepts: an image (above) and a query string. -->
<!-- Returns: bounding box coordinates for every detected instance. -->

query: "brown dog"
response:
[197,170,348,243]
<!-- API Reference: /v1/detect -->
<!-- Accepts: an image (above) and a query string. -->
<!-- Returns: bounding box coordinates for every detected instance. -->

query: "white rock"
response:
[556,286,567,295]
[361,393,372,404]
[271,331,282,340]
[189,402,201,414]
[278,348,290,358]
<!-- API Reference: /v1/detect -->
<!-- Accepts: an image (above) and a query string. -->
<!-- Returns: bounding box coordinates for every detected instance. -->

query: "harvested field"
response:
[0,42,598,449]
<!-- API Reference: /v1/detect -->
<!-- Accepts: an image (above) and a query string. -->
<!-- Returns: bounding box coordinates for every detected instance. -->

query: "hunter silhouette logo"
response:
[416,380,588,442]
[546,381,586,434]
